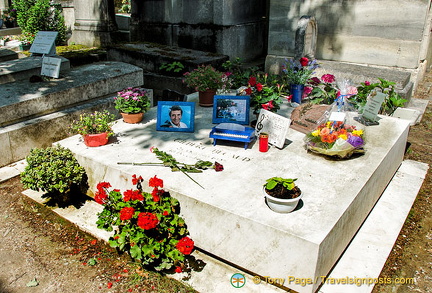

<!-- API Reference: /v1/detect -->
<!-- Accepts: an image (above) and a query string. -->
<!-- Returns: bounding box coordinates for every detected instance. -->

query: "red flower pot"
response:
[121,112,144,124]
[83,132,109,147]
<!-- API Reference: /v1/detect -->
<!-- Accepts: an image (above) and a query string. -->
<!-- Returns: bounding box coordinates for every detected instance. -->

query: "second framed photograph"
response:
[212,95,250,125]
[156,101,195,133]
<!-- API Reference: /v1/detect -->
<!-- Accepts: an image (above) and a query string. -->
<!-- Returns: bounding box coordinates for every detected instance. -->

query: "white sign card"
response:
[30,31,58,55]
[328,111,346,122]
[41,56,61,78]
[362,91,386,122]
[255,109,291,149]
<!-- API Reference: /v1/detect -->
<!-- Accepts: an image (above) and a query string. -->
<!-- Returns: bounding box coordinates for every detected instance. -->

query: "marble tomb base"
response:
[58,99,409,293]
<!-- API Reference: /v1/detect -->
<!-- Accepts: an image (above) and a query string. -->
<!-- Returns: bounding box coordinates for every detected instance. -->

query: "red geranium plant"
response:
[95,175,195,273]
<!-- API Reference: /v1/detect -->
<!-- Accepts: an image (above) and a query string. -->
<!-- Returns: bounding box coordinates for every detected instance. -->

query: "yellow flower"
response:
[338,134,348,140]
[312,130,320,136]
[352,129,363,136]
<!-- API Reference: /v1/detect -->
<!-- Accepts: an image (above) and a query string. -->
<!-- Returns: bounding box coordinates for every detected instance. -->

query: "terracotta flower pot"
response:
[83,132,109,147]
[121,112,144,124]
[198,89,216,107]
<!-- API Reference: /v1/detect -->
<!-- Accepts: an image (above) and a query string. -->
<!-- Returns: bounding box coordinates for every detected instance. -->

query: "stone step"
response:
[0,48,18,62]
[0,55,70,85]
[107,42,229,94]
[0,61,146,167]
[0,61,143,127]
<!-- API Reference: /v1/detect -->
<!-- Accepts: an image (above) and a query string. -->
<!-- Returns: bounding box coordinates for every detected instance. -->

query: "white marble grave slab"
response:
[58,101,410,293]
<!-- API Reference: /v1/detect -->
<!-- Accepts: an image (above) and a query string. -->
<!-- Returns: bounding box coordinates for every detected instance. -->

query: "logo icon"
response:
[230,273,246,288]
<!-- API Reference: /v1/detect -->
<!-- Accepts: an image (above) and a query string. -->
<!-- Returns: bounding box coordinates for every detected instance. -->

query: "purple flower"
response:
[347,135,364,148]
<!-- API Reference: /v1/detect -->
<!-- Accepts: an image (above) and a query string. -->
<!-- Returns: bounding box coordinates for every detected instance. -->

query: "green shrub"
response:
[13,0,67,45]
[20,145,86,197]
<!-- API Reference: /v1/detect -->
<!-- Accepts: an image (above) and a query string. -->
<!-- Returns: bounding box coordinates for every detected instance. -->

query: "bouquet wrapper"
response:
[304,79,365,159]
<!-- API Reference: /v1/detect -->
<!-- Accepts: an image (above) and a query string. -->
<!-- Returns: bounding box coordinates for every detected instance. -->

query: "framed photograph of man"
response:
[156,101,195,132]
[212,95,250,125]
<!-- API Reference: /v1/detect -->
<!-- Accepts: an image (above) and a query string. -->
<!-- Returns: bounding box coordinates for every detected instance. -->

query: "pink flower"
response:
[321,74,335,83]
[347,86,358,95]
[364,81,370,86]
[303,86,313,95]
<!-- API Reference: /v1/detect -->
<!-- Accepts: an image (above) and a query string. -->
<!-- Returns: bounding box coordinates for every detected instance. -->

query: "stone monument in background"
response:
[128,0,268,62]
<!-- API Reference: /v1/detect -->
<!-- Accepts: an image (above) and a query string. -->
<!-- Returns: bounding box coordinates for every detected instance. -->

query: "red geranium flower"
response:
[94,189,108,205]
[149,175,163,188]
[163,211,169,216]
[299,57,309,67]
[256,83,263,92]
[176,237,194,255]
[123,189,143,202]
[151,187,162,202]
[248,76,257,86]
[132,174,143,185]
[96,181,111,191]
[119,207,135,221]
[245,87,253,95]
[137,212,158,230]
[175,266,182,273]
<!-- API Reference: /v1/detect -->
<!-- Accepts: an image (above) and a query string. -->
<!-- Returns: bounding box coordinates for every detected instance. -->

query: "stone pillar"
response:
[0,0,9,12]
[69,0,117,47]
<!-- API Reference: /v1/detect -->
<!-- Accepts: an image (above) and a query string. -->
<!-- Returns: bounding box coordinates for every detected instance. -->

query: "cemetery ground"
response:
[0,72,430,293]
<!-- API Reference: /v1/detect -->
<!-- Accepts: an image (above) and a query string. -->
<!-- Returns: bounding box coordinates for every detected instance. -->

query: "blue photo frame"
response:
[212,95,250,125]
[156,101,195,132]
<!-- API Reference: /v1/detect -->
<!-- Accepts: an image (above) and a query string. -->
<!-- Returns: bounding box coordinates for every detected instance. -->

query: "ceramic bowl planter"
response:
[83,132,109,147]
[263,177,302,213]
[121,112,144,124]
[264,188,302,213]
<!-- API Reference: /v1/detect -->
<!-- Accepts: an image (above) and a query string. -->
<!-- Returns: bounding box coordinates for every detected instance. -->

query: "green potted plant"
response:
[70,110,116,147]
[263,177,302,213]
[16,32,35,51]
[183,64,225,106]
[241,72,288,115]
[114,87,151,123]
[20,145,87,204]
[96,174,195,273]
[282,57,319,104]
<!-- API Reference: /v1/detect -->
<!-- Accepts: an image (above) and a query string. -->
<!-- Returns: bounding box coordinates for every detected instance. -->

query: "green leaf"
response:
[26,278,39,287]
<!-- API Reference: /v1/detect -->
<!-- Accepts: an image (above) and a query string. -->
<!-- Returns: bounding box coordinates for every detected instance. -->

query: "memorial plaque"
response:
[30,31,58,55]
[362,91,386,122]
[290,103,329,134]
[41,56,62,78]
[255,109,291,148]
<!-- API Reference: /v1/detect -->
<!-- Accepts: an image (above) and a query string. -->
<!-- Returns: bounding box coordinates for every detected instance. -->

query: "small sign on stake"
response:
[41,56,62,78]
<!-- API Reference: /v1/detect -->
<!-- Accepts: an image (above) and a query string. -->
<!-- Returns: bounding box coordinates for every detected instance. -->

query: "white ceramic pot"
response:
[263,187,303,213]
